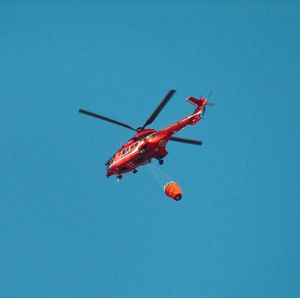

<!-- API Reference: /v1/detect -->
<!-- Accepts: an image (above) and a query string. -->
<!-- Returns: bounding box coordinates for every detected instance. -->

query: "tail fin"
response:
[186,96,207,113]
[185,96,207,125]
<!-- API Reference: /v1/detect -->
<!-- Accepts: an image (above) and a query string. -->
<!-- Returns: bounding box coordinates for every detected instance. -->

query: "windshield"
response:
[133,131,154,142]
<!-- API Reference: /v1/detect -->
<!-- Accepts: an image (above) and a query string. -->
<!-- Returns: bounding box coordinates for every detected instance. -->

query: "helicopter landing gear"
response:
[158,159,164,165]
[133,169,137,174]
[116,175,122,180]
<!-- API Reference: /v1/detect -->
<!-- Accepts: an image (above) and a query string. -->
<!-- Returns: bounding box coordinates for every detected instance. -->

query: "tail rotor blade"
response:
[207,91,213,99]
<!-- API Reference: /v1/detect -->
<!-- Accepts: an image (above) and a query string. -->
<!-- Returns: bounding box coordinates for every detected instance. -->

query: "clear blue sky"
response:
[1,1,300,297]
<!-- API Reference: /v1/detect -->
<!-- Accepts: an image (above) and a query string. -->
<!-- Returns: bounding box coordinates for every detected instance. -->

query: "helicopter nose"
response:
[106,167,112,176]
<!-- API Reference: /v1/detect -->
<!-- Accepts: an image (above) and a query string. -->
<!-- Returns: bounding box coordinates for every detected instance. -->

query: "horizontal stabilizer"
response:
[186,97,206,107]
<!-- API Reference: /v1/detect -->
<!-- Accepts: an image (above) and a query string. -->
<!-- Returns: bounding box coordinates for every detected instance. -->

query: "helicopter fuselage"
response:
[106,103,205,177]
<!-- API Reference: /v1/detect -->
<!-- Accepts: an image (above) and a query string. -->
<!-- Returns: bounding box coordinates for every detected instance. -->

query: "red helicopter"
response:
[79,90,209,179]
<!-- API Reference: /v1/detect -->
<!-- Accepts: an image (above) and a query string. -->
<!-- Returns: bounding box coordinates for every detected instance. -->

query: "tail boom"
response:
[185,96,207,125]
[155,96,207,138]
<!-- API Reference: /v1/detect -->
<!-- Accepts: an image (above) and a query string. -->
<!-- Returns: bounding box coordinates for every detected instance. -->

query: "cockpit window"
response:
[105,155,115,168]
[134,131,154,142]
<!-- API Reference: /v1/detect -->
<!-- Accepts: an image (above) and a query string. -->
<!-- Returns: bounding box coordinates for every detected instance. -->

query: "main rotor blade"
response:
[142,89,176,129]
[169,136,202,145]
[79,109,137,131]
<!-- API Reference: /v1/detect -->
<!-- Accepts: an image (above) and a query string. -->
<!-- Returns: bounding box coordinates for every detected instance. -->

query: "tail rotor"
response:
[201,91,215,117]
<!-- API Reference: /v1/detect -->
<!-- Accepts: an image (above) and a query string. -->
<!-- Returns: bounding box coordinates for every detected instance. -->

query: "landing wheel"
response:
[159,159,164,165]
[116,175,122,180]
[133,169,137,174]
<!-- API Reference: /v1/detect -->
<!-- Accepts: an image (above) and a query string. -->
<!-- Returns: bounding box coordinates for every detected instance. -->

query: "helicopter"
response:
[79,90,210,179]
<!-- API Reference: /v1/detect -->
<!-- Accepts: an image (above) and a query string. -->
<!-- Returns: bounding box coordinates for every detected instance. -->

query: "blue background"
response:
[1,1,300,297]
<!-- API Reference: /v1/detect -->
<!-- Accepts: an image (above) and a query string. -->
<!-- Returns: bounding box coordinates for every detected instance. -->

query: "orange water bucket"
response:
[164,181,182,201]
